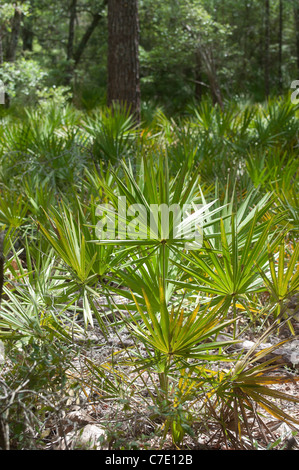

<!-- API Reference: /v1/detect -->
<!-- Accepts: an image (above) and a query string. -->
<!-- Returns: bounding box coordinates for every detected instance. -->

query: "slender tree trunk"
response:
[241,0,250,82]
[67,0,77,61]
[197,42,224,110]
[6,4,22,62]
[264,0,270,98]
[22,24,33,51]
[22,8,34,52]
[0,26,3,65]
[194,50,203,101]
[64,0,77,85]
[278,0,283,93]
[0,415,9,450]
[294,1,299,75]
[65,1,106,85]
[73,12,103,68]
[107,0,141,122]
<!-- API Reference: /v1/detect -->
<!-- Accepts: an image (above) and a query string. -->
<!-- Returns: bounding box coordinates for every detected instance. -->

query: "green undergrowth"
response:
[0,97,298,450]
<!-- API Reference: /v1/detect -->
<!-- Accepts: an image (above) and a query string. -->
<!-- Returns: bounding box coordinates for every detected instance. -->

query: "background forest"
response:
[1,0,299,112]
[0,0,298,452]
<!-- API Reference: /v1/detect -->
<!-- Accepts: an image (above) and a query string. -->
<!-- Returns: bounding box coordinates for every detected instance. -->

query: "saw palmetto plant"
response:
[82,104,139,165]
[205,313,299,449]
[90,151,221,310]
[256,241,299,334]
[38,198,128,329]
[0,99,298,450]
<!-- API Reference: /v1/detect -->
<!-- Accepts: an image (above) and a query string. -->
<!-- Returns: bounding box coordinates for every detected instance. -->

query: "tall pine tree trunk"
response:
[67,0,77,62]
[65,0,77,85]
[278,0,283,93]
[264,0,270,98]
[107,0,141,122]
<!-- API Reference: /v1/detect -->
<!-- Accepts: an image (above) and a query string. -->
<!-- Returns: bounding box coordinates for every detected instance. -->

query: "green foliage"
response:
[1,0,299,448]
[1,0,298,113]
[0,336,77,449]
[82,105,139,164]
[208,315,299,449]
[0,99,298,450]
[0,59,47,107]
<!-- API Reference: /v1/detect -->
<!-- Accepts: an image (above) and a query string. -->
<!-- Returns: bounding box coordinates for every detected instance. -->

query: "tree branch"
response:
[73,11,103,68]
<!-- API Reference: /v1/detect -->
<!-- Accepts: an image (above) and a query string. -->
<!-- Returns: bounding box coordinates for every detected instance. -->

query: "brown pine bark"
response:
[264,0,270,98]
[67,0,77,61]
[107,0,141,122]
[64,0,77,84]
